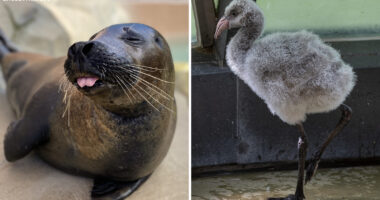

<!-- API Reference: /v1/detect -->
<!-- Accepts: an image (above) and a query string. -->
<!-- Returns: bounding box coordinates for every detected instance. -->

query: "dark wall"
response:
[192,64,380,169]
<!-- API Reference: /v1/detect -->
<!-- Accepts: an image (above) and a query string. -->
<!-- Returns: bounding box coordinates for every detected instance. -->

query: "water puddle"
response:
[192,166,380,200]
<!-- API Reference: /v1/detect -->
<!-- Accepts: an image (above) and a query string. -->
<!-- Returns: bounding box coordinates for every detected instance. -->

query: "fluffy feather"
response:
[224,0,356,125]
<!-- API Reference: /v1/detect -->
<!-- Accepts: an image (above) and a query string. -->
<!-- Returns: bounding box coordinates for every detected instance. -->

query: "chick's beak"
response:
[214,16,229,39]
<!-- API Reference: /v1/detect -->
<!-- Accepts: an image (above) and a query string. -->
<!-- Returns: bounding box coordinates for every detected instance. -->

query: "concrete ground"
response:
[192,166,380,200]
[0,83,188,200]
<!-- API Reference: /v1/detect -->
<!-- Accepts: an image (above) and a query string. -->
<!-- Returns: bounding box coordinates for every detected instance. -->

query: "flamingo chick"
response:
[215,0,356,199]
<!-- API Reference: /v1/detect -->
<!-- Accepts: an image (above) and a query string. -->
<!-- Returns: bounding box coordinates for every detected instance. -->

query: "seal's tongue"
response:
[77,77,99,88]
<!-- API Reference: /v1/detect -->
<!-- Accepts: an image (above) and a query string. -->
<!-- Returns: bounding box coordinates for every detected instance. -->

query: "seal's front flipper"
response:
[91,175,150,200]
[4,118,48,162]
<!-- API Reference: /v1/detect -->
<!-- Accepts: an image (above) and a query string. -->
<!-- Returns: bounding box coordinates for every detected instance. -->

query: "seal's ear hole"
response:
[155,37,163,48]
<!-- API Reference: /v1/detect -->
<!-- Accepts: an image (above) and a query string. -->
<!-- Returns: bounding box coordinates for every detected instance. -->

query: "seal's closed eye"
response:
[124,36,141,42]
[121,27,144,45]
[121,35,144,46]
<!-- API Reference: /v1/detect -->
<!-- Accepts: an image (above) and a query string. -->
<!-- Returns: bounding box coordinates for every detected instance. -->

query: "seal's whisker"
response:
[113,69,175,106]
[122,68,174,84]
[61,90,72,127]
[58,74,75,128]
[124,63,167,71]
[130,73,174,101]
[62,88,70,112]
[58,76,66,92]
[67,93,72,127]
[121,76,159,112]
[119,65,157,73]
[114,73,136,101]
[130,74,173,101]
[132,81,175,113]
[108,67,174,87]
[59,75,71,95]
[115,78,132,102]
[122,74,174,113]
[100,67,106,79]
[113,65,157,73]
[109,64,157,73]
[59,76,73,103]
[114,75,133,103]
[125,76,140,101]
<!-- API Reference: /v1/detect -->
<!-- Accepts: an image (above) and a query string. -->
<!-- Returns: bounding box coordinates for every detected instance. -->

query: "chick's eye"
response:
[231,11,237,16]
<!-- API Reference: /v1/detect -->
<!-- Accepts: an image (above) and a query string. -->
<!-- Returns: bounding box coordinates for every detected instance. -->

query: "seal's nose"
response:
[68,42,84,59]
[82,42,94,56]
[68,41,98,59]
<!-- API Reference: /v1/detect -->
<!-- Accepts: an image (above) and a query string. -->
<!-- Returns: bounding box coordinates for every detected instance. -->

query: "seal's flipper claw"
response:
[91,175,150,200]
[91,179,120,197]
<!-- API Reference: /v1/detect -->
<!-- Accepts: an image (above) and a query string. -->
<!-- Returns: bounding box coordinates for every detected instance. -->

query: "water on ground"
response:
[192,166,380,200]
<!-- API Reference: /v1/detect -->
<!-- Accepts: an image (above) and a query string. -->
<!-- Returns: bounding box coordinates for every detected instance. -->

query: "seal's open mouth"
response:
[64,41,134,95]
[71,74,108,94]
[76,76,100,88]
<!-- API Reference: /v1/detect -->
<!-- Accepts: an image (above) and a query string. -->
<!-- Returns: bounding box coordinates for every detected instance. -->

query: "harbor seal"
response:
[0,23,176,199]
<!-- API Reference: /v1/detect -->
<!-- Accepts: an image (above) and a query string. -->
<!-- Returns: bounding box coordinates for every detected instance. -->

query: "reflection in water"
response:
[192,166,380,200]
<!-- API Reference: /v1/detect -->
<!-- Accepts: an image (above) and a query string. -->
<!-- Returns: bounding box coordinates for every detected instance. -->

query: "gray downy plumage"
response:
[223,0,356,125]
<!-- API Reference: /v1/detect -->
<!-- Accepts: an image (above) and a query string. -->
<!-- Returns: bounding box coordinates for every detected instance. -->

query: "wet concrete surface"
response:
[192,165,380,200]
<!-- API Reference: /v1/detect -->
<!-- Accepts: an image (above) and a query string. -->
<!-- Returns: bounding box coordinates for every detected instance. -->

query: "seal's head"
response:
[64,23,175,114]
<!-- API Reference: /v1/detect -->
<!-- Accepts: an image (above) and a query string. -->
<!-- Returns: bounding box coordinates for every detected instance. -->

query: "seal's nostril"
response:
[82,42,94,56]
[68,44,77,58]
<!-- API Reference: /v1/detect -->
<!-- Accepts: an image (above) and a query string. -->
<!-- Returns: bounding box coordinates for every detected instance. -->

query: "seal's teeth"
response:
[77,77,99,88]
